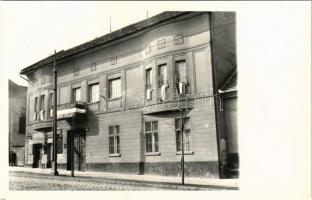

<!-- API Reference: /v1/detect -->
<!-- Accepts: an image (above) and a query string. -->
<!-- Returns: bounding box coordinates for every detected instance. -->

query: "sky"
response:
[0,2,166,86]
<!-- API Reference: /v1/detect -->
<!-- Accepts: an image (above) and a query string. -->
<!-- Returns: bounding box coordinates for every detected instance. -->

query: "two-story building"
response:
[9,79,27,166]
[20,12,238,178]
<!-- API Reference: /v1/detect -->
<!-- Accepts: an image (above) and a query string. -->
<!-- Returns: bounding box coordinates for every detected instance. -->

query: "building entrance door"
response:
[46,143,52,168]
[67,130,86,172]
[32,144,42,168]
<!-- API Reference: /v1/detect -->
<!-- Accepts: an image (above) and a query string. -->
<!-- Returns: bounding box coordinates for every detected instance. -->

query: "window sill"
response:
[145,152,161,156]
[108,97,122,101]
[176,151,194,155]
[109,153,121,157]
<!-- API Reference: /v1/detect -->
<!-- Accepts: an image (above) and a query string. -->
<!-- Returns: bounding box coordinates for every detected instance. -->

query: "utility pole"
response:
[181,109,185,185]
[52,50,59,176]
[71,116,75,177]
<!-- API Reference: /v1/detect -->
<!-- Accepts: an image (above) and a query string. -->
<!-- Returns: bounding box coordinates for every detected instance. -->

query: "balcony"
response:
[56,101,87,119]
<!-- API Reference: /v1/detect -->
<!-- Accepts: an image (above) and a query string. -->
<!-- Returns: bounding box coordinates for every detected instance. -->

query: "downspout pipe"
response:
[208,12,224,179]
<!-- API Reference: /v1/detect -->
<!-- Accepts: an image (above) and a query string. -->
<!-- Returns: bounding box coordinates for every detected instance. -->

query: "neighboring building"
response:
[20,12,237,178]
[9,79,27,166]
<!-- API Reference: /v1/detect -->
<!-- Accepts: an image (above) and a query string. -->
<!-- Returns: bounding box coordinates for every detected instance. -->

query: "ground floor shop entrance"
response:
[32,144,42,168]
[67,129,86,172]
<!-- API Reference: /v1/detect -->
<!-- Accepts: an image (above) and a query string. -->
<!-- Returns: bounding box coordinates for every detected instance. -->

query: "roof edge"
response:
[20,11,193,75]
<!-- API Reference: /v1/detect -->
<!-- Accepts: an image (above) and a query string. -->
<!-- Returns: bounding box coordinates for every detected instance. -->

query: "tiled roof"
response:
[219,70,237,93]
[20,11,191,75]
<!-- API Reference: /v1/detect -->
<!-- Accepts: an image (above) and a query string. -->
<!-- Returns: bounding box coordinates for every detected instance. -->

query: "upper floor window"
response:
[48,93,53,118]
[89,83,99,103]
[91,63,96,71]
[175,117,191,152]
[146,68,153,100]
[73,87,81,102]
[145,121,159,153]
[158,64,167,86]
[109,125,120,155]
[109,78,121,99]
[175,60,188,94]
[39,95,45,121]
[34,97,38,120]
[146,68,152,89]
[18,116,26,134]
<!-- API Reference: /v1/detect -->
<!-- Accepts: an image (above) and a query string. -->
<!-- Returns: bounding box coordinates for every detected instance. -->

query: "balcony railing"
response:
[56,101,87,119]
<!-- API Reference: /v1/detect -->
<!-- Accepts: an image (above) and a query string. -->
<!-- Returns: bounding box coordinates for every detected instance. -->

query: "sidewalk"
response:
[10,166,239,189]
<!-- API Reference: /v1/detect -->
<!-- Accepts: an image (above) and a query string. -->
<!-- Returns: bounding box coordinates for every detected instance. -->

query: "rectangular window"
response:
[158,64,167,86]
[175,60,187,83]
[34,97,38,112]
[145,121,159,153]
[39,95,45,121]
[91,63,96,71]
[89,83,99,103]
[109,125,120,155]
[175,117,191,152]
[175,60,188,94]
[48,93,54,118]
[73,87,81,102]
[19,116,26,134]
[109,78,121,99]
[146,68,152,89]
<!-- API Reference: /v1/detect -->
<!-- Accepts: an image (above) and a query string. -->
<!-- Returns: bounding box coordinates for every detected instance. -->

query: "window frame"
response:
[108,77,121,99]
[158,64,168,86]
[145,68,152,90]
[39,95,45,121]
[48,93,54,118]
[18,116,26,134]
[175,117,192,153]
[34,97,38,120]
[73,87,81,102]
[88,83,100,103]
[109,125,121,156]
[144,121,160,155]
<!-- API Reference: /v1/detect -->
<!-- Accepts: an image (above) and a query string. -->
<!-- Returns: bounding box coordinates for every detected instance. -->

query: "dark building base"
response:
[86,161,219,178]
[86,162,143,174]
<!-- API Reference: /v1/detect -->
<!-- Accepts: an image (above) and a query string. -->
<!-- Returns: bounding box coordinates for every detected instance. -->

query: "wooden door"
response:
[73,134,86,171]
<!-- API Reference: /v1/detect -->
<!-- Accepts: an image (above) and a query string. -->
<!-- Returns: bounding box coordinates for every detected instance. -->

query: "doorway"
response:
[32,144,42,168]
[67,129,86,172]
[46,143,52,168]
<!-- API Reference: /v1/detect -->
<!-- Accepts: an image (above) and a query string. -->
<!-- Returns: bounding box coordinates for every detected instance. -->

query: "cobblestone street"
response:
[9,171,164,191]
[9,170,224,191]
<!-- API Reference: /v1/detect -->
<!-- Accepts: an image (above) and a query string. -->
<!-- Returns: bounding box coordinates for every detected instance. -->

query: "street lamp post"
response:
[52,50,59,176]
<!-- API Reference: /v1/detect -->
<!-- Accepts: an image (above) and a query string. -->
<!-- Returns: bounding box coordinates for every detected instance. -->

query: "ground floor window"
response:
[175,117,191,152]
[109,125,120,155]
[145,121,159,153]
